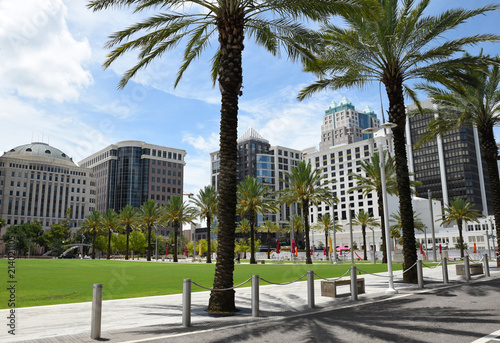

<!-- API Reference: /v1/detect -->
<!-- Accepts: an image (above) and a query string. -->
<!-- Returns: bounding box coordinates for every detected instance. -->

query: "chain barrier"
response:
[356,268,390,278]
[259,272,308,285]
[422,260,443,269]
[401,261,418,274]
[191,276,252,291]
[313,268,351,281]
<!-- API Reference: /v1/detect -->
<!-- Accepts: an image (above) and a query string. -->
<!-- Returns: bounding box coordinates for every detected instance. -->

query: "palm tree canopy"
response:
[88,0,366,89]
[162,195,198,227]
[440,197,483,227]
[389,210,425,234]
[282,214,305,233]
[277,160,332,207]
[237,176,278,219]
[103,209,120,232]
[236,218,251,235]
[349,151,398,196]
[298,1,499,104]
[353,209,380,228]
[313,213,333,233]
[191,185,218,222]
[119,204,139,229]
[257,220,280,233]
[414,58,500,148]
[138,199,162,229]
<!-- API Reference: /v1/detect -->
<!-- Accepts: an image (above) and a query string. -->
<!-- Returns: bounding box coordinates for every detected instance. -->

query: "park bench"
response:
[456,263,484,276]
[321,278,365,298]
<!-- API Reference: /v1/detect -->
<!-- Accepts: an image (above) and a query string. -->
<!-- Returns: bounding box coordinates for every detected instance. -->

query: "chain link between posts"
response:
[313,268,351,281]
[356,268,390,278]
[259,272,308,285]
[422,260,442,269]
[191,276,252,291]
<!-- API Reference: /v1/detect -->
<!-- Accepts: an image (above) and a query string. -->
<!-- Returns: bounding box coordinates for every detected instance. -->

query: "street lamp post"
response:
[349,204,354,264]
[155,226,158,262]
[332,199,338,264]
[489,217,496,259]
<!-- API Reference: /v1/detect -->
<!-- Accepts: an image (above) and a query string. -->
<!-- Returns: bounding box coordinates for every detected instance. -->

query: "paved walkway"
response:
[2,260,498,343]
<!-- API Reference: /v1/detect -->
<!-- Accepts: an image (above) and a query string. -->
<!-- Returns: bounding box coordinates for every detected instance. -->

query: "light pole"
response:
[485,219,491,259]
[489,217,496,259]
[332,198,338,264]
[155,226,158,262]
[349,204,354,264]
[371,122,398,294]
[428,189,437,261]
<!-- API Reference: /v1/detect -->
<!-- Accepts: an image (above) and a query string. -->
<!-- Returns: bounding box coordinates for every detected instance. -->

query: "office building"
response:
[407,99,493,215]
[0,142,96,230]
[79,141,186,216]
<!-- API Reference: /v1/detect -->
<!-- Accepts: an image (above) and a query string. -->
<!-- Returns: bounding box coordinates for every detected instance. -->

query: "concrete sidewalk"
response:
[2,261,498,343]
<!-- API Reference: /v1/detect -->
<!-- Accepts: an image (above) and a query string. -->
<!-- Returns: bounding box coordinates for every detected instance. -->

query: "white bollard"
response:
[350,266,358,301]
[442,257,449,284]
[417,260,424,289]
[464,256,471,282]
[307,270,314,308]
[182,279,191,327]
[91,284,103,340]
[252,275,259,317]
[483,254,490,277]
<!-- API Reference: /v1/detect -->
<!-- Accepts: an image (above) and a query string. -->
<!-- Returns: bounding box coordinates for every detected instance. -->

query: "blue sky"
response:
[1,0,499,197]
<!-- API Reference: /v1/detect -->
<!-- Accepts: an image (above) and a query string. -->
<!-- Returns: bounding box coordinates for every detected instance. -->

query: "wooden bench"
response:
[321,278,365,298]
[456,263,484,276]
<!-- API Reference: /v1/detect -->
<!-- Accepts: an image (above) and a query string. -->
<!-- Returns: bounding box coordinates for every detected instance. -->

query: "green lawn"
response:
[2,258,409,309]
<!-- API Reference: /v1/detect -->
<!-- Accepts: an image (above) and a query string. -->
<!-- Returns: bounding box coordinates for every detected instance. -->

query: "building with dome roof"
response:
[320,97,380,151]
[0,142,96,232]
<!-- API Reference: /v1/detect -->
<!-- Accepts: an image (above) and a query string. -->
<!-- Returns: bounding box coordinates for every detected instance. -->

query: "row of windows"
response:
[4,162,86,176]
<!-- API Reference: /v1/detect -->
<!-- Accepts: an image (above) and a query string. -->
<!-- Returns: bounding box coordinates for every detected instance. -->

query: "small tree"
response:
[257,220,280,259]
[119,204,138,260]
[191,186,218,263]
[103,209,120,259]
[82,210,104,259]
[138,199,162,262]
[352,210,380,261]
[441,197,483,258]
[129,230,147,259]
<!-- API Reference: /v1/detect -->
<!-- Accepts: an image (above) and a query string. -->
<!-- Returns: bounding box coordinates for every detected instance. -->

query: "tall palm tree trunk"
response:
[479,126,500,266]
[125,226,130,260]
[249,212,256,264]
[362,225,367,261]
[458,221,464,258]
[386,77,417,283]
[207,11,244,313]
[147,226,152,261]
[267,230,271,259]
[92,233,97,259]
[377,192,387,263]
[174,226,179,263]
[303,202,312,264]
[206,216,212,263]
[107,230,112,259]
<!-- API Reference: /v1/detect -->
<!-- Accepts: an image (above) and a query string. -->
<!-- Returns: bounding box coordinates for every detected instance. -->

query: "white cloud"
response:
[182,132,219,154]
[0,0,93,102]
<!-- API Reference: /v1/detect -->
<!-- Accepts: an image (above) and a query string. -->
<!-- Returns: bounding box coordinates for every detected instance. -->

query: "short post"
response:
[483,254,490,277]
[252,275,259,317]
[464,256,471,282]
[442,257,449,284]
[182,279,191,327]
[90,284,103,340]
[417,260,424,289]
[307,270,314,308]
[350,266,358,301]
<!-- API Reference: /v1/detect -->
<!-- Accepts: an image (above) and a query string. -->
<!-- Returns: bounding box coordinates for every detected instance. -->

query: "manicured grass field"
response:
[2,258,408,309]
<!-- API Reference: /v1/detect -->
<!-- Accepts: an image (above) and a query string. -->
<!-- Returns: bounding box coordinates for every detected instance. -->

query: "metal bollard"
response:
[252,275,259,317]
[307,270,314,308]
[442,257,449,284]
[483,254,490,277]
[91,284,103,340]
[417,260,424,289]
[350,266,358,301]
[182,279,191,327]
[464,256,471,282]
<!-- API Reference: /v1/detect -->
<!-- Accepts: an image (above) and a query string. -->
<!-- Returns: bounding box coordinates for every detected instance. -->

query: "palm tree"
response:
[236,218,251,259]
[138,199,162,262]
[103,209,120,259]
[389,211,426,248]
[278,161,331,264]
[162,195,197,263]
[237,176,278,264]
[352,210,380,261]
[88,0,364,313]
[257,220,280,260]
[0,218,6,230]
[349,152,397,263]
[191,186,218,263]
[313,214,333,260]
[82,210,103,260]
[282,214,306,254]
[298,0,499,282]
[440,197,483,258]
[119,204,138,260]
[415,61,500,266]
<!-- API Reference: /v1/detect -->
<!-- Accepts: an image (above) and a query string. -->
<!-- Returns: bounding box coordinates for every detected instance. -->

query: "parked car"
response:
[59,253,76,259]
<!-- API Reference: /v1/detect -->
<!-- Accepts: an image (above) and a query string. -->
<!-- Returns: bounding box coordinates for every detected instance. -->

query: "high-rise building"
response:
[0,142,96,230]
[320,97,380,151]
[406,99,493,215]
[79,141,186,215]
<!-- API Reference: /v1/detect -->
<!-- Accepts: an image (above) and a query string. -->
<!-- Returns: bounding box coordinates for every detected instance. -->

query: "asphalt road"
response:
[157,279,500,343]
